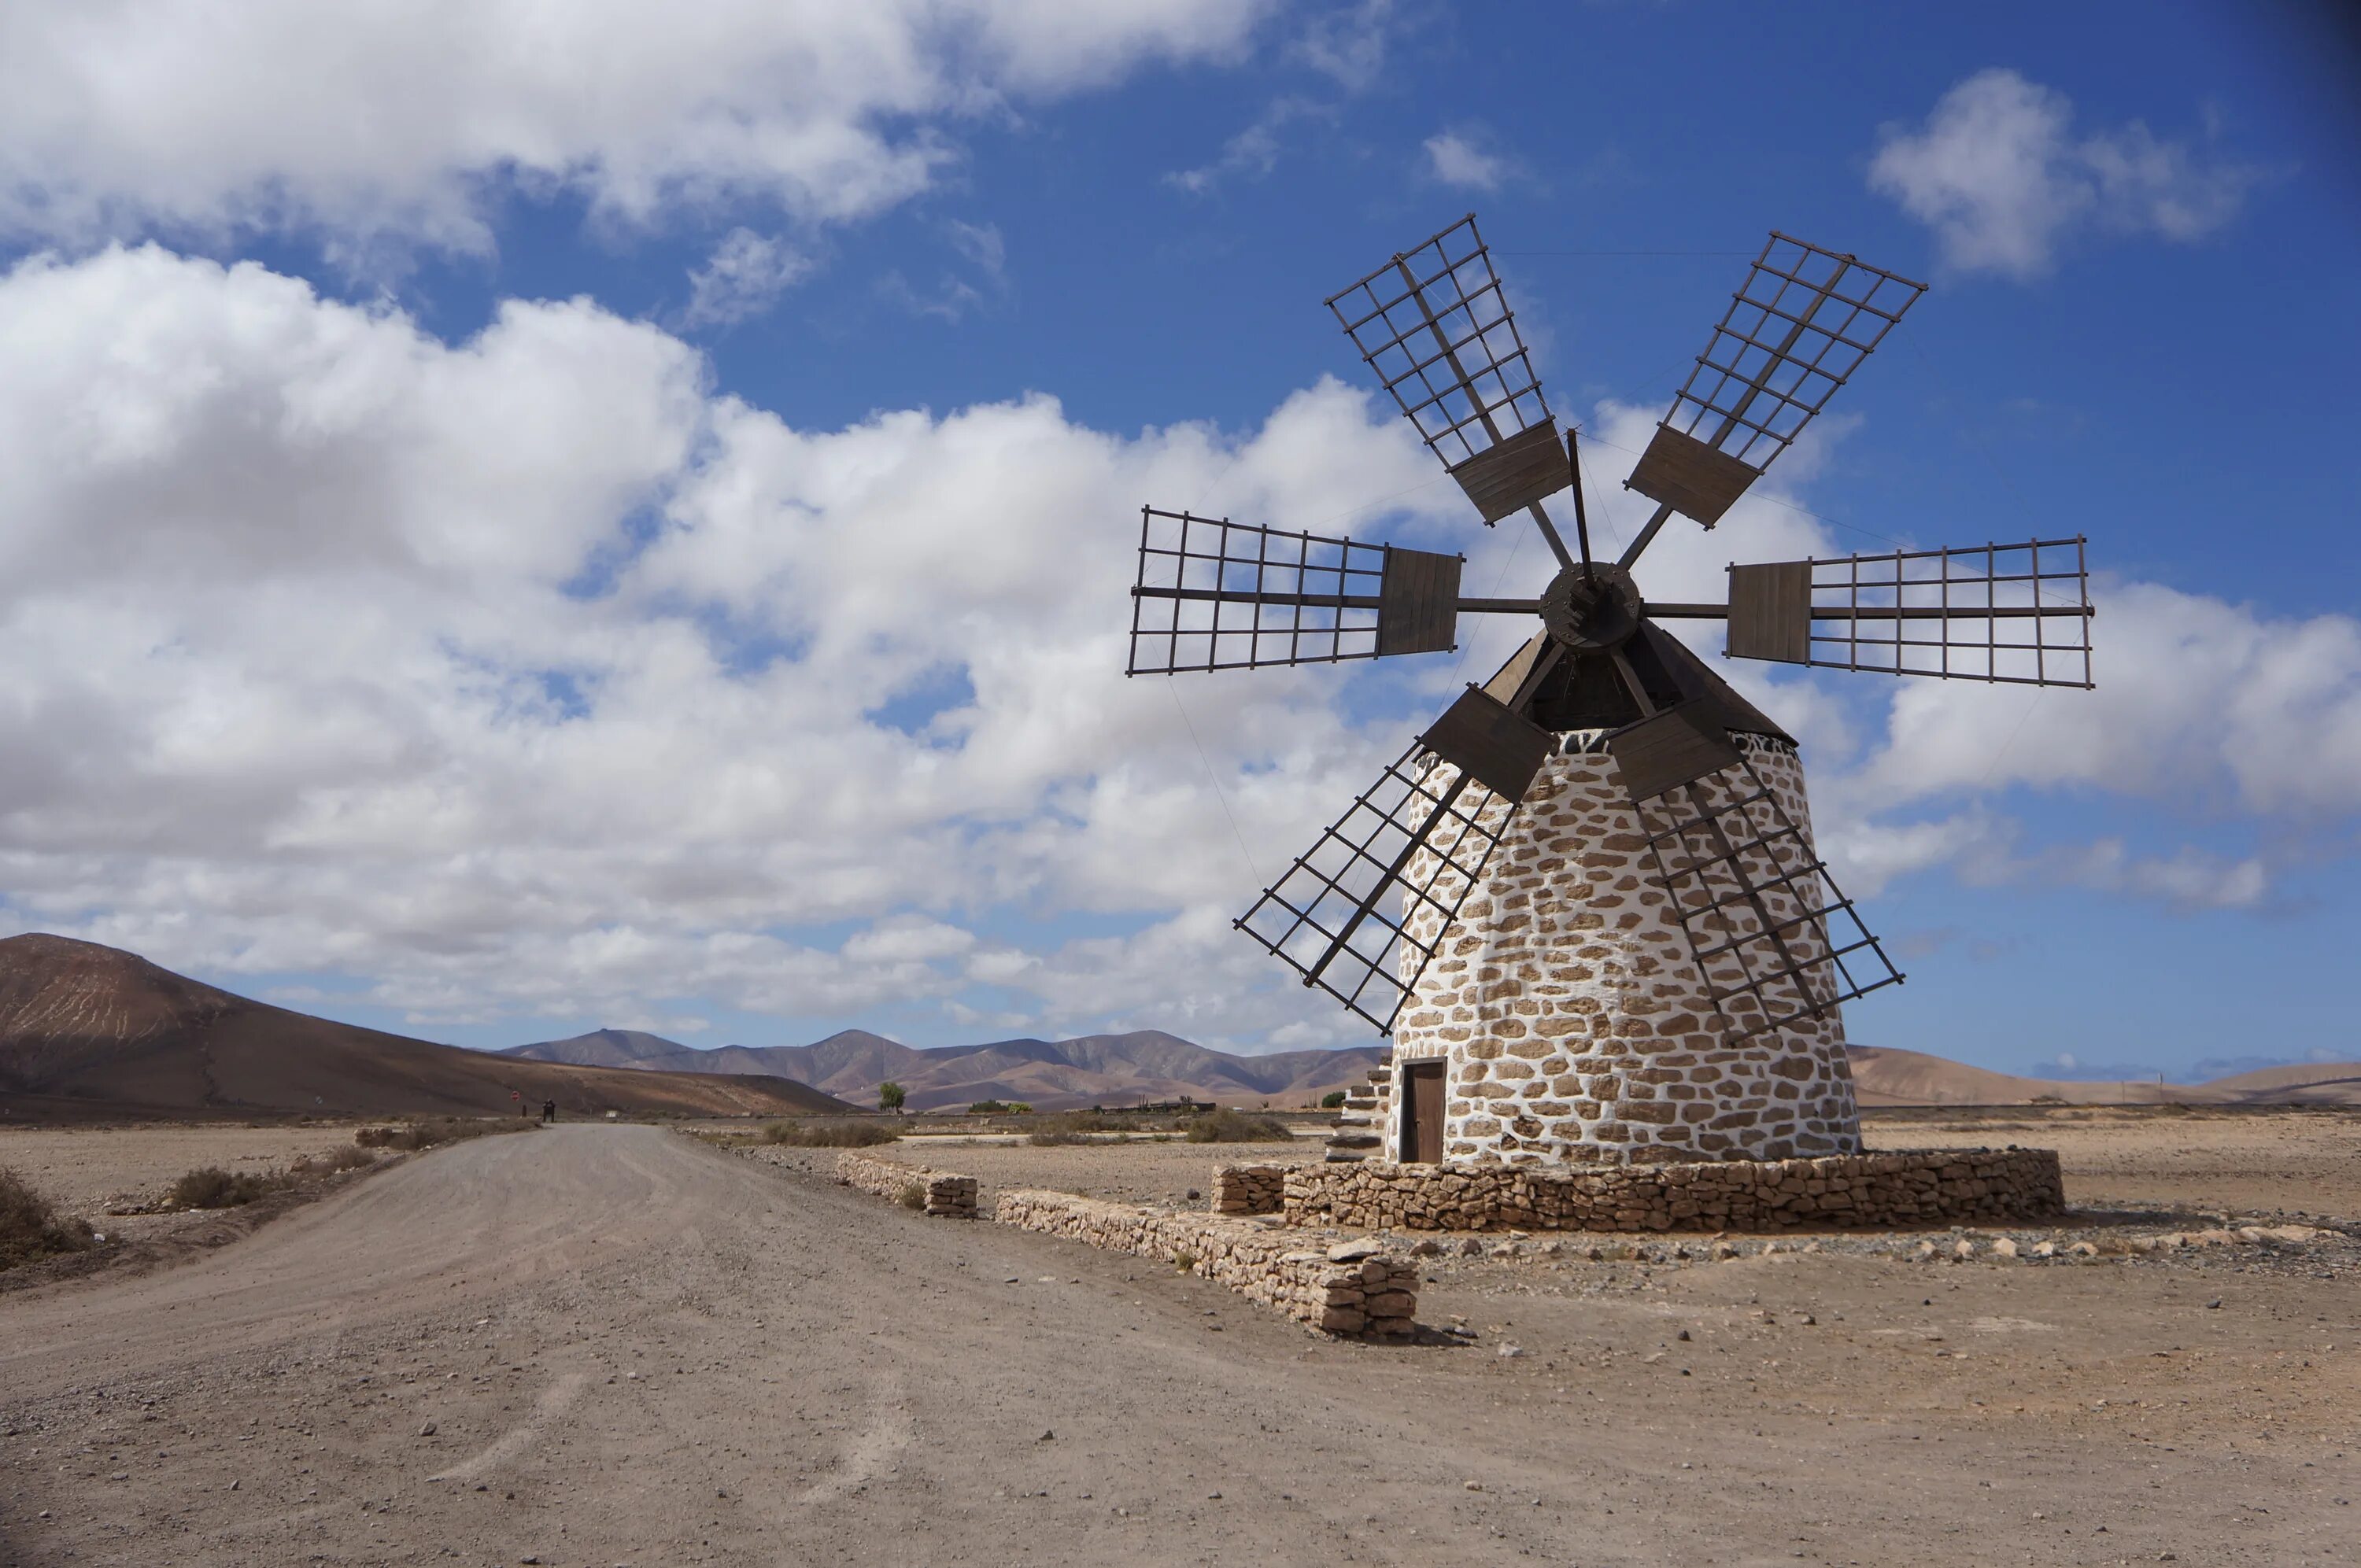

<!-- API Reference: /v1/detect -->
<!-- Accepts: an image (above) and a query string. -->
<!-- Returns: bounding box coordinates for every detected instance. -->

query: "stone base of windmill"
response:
[1317,730,2066,1232]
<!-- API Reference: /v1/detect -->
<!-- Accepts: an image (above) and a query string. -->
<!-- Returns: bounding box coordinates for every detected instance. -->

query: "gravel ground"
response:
[840,1134,1309,1208]
[3,1123,2356,1565]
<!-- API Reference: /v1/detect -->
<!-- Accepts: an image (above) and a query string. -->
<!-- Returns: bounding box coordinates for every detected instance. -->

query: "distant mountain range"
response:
[0,935,856,1123]
[504,1028,2361,1113]
[8,931,2355,1125]
[501,1027,1387,1112]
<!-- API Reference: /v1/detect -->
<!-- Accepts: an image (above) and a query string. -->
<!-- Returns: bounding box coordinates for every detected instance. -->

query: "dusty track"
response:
[2,1125,2348,1566]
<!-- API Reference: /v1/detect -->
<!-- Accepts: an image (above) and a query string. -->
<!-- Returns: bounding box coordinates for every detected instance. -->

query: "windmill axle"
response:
[1539,562,1642,651]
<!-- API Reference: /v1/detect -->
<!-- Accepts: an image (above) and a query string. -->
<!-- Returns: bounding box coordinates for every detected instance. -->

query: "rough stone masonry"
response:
[1284,1148,2066,1233]
[1387,733,1862,1167]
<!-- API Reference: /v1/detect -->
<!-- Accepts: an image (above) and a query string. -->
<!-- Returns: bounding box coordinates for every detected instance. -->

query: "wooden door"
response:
[1402,1061,1446,1164]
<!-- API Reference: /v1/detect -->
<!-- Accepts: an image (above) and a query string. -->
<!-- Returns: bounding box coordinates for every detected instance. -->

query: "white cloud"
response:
[682,230,812,328]
[1869,68,2261,277]
[1166,98,1328,195]
[0,0,1270,252]
[0,247,2346,1051]
[1421,129,1505,192]
[0,243,1449,1047]
[1291,0,1398,91]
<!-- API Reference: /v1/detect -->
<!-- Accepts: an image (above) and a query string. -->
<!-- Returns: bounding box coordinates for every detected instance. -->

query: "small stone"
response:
[419,1422,438,1437]
[1464,1480,1483,1492]
[1326,1241,1380,1263]
[1497,1344,1525,1359]
[2206,1298,2222,1310]
[1799,1313,1816,1326]
[1676,1329,1690,1342]
[1207,1491,1221,1500]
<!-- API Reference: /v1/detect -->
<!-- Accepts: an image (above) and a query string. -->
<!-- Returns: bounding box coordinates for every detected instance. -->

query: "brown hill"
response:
[0,934,855,1123]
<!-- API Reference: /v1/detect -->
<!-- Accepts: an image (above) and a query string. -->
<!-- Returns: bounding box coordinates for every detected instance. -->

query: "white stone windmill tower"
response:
[1128,216,2094,1170]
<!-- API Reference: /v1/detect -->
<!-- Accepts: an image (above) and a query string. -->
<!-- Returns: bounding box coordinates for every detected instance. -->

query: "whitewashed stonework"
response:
[1384,732,1860,1167]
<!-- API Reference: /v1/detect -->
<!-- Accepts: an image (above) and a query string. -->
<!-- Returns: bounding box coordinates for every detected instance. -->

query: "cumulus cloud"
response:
[1421,129,1506,192]
[1869,68,2262,277]
[0,246,2348,1052]
[0,243,1451,1049]
[0,0,1269,251]
[682,230,813,328]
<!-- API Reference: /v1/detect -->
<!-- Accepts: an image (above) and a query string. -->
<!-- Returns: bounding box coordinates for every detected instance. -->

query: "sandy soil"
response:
[2,1120,2354,1566]
[0,1123,379,1247]
[1862,1107,2361,1219]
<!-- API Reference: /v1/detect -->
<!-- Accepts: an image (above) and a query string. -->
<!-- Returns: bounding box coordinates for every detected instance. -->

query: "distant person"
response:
[541,1099,556,1124]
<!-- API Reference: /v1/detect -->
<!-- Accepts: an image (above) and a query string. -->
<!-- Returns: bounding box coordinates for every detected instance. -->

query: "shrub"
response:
[896,1181,927,1211]
[171,1166,278,1209]
[355,1117,526,1153]
[1172,1249,1198,1272]
[968,1100,1009,1114]
[1320,1090,1347,1109]
[0,1165,94,1269]
[759,1119,899,1148]
[1182,1109,1292,1144]
[286,1146,376,1179]
[1027,1110,1122,1146]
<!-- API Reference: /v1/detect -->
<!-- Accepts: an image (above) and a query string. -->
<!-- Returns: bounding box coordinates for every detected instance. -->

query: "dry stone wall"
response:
[1282,1148,2063,1233]
[835,1151,978,1218]
[1393,733,1860,1167]
[1211,1164,1291,1216]
[994,1189,1418,1337]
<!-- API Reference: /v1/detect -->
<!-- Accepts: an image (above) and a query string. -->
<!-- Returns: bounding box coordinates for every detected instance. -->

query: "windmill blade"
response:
[1727,536,2094,688]
[1238,687,1554,1032]
[1129,507,1470,674]
[1627,234,1927,531]
[1328,215,1568,526]
[1603,707,1901,1042]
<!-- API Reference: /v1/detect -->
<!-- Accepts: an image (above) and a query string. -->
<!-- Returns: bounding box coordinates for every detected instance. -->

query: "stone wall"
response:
[835,1151,978,1219]
[994,1188,1418,1337]
[1211,1164,1291,1216]
[1281,1148,2064,1233]
[1392,733,1861,1167]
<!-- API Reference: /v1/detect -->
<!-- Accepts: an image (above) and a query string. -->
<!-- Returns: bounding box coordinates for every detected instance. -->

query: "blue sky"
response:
[0,2,2354,1081]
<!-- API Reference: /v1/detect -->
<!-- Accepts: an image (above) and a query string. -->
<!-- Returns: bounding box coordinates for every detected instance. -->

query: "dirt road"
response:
[2,1125,2350,1566]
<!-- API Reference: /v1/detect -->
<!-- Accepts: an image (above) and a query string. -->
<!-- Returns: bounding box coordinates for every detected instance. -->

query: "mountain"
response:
[506,1026,1385,1112]
[1846,1045,2361,1107]
[504,1024,2361,1112]
[0,935,857,1123]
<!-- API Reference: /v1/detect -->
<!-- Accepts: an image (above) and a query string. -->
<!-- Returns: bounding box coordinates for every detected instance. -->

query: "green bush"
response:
[1320,1090,1347,1109]
[170,1167,278,1209]
[1182,1109,1292,1144]
[967,1100,1009,1114]
[759,1119,899,1148]
[0,1165,94,1269]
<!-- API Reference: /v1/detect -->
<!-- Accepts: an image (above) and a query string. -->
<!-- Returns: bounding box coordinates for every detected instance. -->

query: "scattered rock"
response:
[419,1421,438,1437]
[1497,1343,1525,1359]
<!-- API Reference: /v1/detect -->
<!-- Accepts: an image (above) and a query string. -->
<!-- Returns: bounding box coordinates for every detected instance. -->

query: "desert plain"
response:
[1,1105,2355,1567]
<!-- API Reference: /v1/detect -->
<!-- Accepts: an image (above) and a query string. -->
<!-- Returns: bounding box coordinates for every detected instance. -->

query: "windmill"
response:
[1127,216,2094,1166]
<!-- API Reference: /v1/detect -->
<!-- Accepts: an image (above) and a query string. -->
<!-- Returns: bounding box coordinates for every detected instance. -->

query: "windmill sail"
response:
[1609,721,1902,1042]
[1726,537,2093,688]
[1237,688,1551,1033]
[1328,216,1566,524]
[1128,507,1465,674]
[1628,234,1926,528]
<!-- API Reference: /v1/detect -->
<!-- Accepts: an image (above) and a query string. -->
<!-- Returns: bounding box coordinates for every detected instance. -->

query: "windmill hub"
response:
[1539,563,1642,651]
